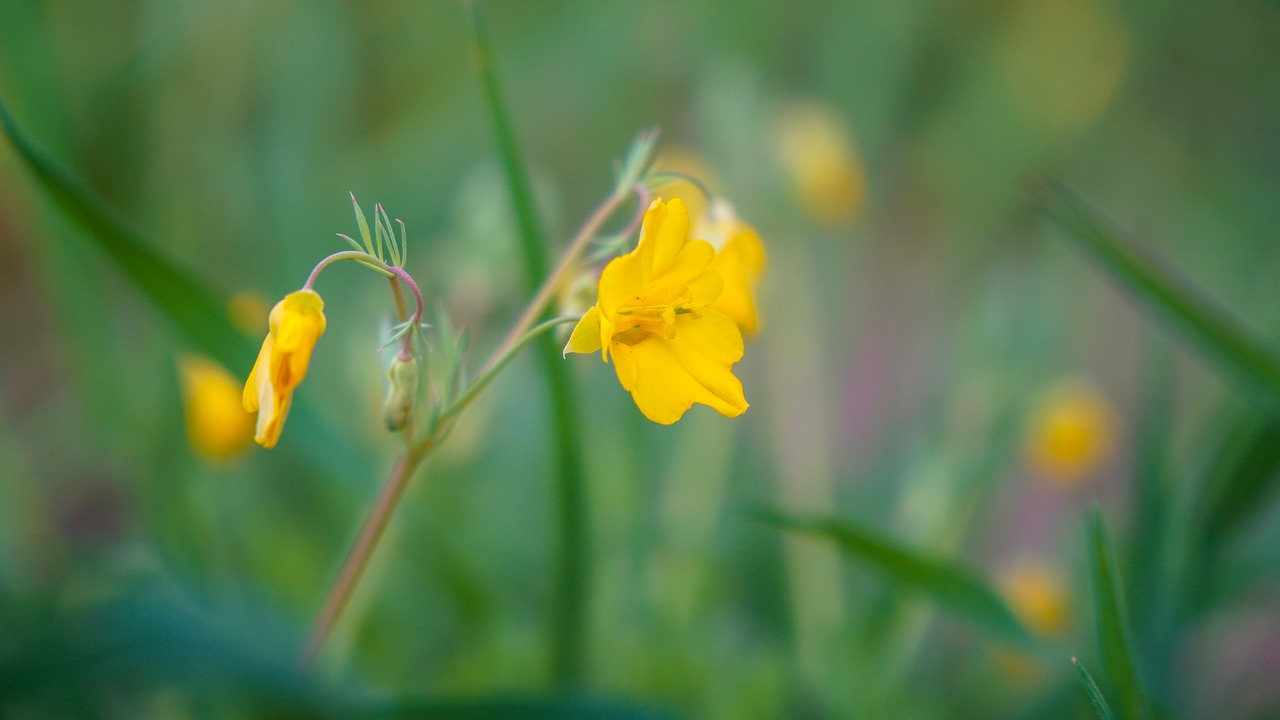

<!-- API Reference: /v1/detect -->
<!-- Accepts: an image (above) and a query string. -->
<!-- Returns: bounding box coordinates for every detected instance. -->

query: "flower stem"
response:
[301,443,429,667]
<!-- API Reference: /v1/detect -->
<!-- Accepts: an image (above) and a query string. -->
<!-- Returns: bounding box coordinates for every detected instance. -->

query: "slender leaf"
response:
[1195,413,1280,550]
[0,95,252,369]
[1039,179,1280,416]
[1073,657,1116,720]
[466,0,589,687]
[755,508,1037,646]
[0,95,369,481]
[1087,506,1146,720]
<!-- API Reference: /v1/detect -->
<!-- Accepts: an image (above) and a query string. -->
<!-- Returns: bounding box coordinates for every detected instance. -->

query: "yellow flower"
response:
[700,201,766,336]
[243,289,327,448]
[998,560,1070,638]
[564,198,749,425]
[1026,380,1118,485]
[775,100,865,226]
[178,355,255,462]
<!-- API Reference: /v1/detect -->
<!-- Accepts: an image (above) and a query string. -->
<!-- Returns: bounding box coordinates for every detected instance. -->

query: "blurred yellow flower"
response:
[999,561,1069,638]
[700,200,766,336]
[564,198,749,424]
[243,289,327,448]
[178,355,254,462]
[653,148,716,223]
[1026,380,1119,484]
[775,101,865,226]
[226,289,270,336]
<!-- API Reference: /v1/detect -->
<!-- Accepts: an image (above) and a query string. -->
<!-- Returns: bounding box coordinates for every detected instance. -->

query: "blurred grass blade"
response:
[0,96,252,369]
[0,95,368,481]
[466,0,589,688]
[1087,506,1146,720]
[1073,658,1116,720]
[1195,414,1280,550]
[755,508,1036,646]
[1039,180,1280,415]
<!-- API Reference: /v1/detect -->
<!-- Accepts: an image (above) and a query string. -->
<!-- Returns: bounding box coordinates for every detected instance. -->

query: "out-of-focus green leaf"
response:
[754,507,1037,647]
[0,95,252,369]
[359,698,673,720]
[0,95,370,481]
[1195,413,1280,551]
[466,0,589,688]
[1087,507,1146,720]
[1039,180,1280,416]
[1073,657,1116,720]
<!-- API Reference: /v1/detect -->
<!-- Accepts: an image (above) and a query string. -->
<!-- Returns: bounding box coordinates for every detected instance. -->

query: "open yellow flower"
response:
[243,289,327,448]
[564,198,749,424]
[701,200,766,336]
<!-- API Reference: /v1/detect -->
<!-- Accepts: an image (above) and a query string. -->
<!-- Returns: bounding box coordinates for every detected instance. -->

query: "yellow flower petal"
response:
[243,289,326,448]
[564,305,603,357]
[637,198,691,284]
[709,228,766,335]
[610,314,747,424]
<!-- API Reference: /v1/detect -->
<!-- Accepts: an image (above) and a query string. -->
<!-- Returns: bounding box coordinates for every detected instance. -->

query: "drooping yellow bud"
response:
[243,289,327,448]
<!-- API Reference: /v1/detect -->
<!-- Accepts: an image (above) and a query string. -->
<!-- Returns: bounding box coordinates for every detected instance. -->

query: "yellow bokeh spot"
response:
[774,100,865,227]
[227,290,270,336]
[1027,380,1119,485]
[179,355,255,463]
[995,0,1129,137]
[999,560,1070,639]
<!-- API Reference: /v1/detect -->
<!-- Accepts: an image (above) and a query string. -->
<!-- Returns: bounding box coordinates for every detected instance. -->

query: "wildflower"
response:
[774,100,865,226]
[998,560,1069,638]
[564,198,749,424]
[700,200,766,336]
[243,289,327,448]
[178,355,255,462]
[1026,380,1118,485]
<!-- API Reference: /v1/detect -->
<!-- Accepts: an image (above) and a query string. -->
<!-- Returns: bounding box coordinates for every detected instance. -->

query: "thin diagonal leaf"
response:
[0,96,251,368]
[755,508,1037,647]
[1039,179,1280,416]
[1073,657,1116,720]
[1088,506,1146,720]
[0,96,369,481]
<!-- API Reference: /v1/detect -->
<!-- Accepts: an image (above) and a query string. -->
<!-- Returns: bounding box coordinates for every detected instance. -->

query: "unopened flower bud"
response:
[383,355,420,431]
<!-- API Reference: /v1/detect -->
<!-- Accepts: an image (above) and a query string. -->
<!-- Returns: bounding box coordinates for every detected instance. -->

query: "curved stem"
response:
[482,188,634,380]
[430,315,581,435]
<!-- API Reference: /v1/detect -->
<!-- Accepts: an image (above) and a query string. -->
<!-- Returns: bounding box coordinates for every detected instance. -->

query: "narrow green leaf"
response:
[1073,657,1116,720]
[350,192,376,257]
[0,95,252,369]
[1087,506,1146,720]
[337,232,366,253]
[755,508,1037,646]
[0,95,369,482]
[1038,180,1280,416]
[1196,413,1280,550]
[466,0,589,688]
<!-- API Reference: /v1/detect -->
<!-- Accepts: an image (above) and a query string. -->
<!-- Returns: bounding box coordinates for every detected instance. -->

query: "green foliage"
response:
[1087,507,1146,720]
[1073,658,1116,720]
[1039,180,1280,416]
[755,508,1037,647]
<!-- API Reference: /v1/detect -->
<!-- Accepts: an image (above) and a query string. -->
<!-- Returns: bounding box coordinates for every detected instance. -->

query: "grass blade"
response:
[1073,657,1116,720]
[466,0,589,688]
[1087,506,1146,720]
[1038,179,1280,416]
[0,95,369,482]
[755,508,1037,646]
[0,95,252,369]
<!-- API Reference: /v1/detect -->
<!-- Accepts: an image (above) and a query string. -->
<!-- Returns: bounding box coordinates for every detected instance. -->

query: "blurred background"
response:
[1,1,1279,718]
